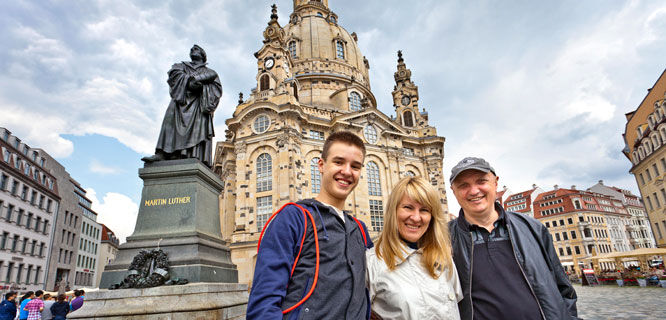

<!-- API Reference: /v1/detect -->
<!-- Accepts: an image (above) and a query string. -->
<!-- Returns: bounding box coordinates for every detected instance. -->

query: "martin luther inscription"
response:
[144,196,192,207]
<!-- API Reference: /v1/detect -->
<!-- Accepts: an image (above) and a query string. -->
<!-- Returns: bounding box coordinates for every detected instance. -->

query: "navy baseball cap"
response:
[450,157,496,184]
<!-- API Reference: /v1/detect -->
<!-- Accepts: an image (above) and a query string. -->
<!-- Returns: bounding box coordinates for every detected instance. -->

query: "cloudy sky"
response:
[1,0,665,242]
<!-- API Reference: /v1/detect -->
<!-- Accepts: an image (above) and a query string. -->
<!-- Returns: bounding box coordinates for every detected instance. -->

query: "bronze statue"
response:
[142,45,222,167]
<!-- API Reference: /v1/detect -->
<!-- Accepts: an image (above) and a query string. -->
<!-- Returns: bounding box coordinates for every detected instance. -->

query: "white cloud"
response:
[87,188,138,243]
[89,159,122,175]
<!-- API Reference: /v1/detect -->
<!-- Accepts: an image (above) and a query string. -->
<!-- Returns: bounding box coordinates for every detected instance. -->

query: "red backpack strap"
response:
[351,216,368,247]
[256,202,320,315]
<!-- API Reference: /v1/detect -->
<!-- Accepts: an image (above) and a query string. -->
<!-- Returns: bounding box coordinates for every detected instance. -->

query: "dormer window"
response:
[335,40,345,59]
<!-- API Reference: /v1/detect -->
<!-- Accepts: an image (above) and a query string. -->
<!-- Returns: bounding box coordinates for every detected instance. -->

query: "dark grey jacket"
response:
[449,203,579,320]
[247,199,372,320]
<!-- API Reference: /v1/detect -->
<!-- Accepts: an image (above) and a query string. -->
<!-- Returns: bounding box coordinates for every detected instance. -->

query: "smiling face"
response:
[316,141,364,209]
[451,170,498,219]
[396,194,432,243]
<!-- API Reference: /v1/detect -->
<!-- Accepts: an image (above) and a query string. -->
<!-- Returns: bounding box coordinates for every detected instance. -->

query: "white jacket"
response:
[366,247,463,320]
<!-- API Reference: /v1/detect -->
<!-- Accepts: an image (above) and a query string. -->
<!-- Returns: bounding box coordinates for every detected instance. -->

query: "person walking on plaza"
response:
[41,294,54,320]
[0,291,17,320]
[247,131,373,319]
[18,291,34,320]
[24,290,44,320]
[367,176,462,320]
[50,295,69,320]
[69,290,84,312]
[448,157,579,320]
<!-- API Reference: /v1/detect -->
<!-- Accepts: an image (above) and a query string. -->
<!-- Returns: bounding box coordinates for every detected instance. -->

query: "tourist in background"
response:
[69,290,84,312]
[0,291,17,320]
[50,295,69,320]
[367,176,462,319]
[41,294,54,320]
[18,291,34,320]
[24,290,44,320]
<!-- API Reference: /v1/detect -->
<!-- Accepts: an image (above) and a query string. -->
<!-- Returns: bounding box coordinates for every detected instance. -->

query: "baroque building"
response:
[622,69,666,247]
[213,0,448,284]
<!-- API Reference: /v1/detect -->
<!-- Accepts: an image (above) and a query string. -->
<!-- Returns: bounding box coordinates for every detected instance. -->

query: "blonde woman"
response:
[367,176,462,319]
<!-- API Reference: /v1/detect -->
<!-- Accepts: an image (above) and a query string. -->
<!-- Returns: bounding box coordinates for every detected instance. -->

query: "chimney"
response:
[571,185,576,190]
[554,185,559,190]
[598,180,603,185]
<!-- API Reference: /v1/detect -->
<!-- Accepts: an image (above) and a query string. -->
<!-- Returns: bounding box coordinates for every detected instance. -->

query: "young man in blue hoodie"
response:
[247,131,373,319]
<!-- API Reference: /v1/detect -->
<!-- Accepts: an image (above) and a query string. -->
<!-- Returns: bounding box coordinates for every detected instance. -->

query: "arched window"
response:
[256,153,272,192]
[349,92,361,111]
[288,41,297,58]
[336,40,345,59]
[260,74,270,91]
[403,110,414,127]
[367,161,382,196]
[310,157,321,194]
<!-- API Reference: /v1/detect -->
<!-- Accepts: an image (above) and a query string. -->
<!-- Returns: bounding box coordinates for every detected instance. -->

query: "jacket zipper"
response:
[468,230,475,320]
[507,224,546,320]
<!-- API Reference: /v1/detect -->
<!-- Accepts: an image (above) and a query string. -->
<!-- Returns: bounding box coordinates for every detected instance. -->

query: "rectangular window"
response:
[647,196,655,211]
[34,266,40,284]
[654,163,661,177]
[558,248,564,256]
[647,169,653,181]
[11,181,18,195]
[30,240,36,255]
[370,199,384,232]
[16,264,23,284]
[11,235,19,252]
[567,218,573,224]
[0,174,7,190]
[21,237,28,254]
[0,232,8,249]
[39,242,44,257]
[661,158,666,172]
[21,186,28,200]
[30,191,37,205]
[545,222,550,228]
[17,209,24,226]
[574,246,580,255]
[639,173,646,185]
[5,204,13,221]
[39,195,44,208]
[43,219,48,234]
[256,195,272,232]
[309,130,324,140]
[5,262,13,282]
[563,232,569,240]
[654,193,661,208]
[559,219,564,226]
[555,233,561,241]
[570,230,577,239]
[566,247,572,255]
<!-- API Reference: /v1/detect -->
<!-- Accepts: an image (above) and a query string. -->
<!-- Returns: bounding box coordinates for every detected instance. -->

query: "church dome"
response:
[281,0,374,109]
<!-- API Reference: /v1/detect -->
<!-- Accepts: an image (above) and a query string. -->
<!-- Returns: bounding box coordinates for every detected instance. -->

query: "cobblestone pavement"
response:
[575,284,666,319]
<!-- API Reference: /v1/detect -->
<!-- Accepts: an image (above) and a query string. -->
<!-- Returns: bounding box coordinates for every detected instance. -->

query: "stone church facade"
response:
[213,0,449,284]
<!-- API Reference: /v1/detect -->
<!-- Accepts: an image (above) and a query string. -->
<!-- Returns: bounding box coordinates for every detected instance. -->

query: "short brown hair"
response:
[321,131,365,160]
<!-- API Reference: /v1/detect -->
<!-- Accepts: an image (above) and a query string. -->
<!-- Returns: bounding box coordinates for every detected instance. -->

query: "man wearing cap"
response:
[448,157,579,320]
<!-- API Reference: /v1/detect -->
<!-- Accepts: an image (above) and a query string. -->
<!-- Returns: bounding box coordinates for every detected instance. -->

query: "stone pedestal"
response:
[99,159,238,288]
[67,283,248,319]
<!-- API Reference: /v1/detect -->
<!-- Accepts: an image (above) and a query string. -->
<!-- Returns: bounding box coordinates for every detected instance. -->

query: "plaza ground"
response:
[575,284,666,319]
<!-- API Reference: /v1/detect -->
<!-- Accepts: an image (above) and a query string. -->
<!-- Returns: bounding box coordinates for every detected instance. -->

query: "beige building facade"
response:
[213,0,448,285]
[622,69,666,247]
